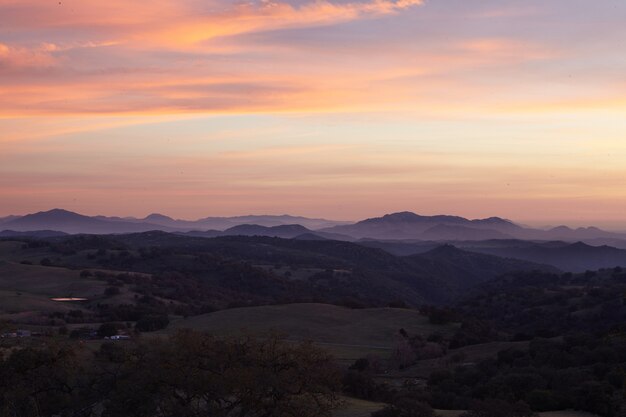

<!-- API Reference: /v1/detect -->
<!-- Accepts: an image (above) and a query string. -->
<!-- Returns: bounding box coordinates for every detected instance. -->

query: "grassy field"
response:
[0,240,68,264]
[0,261,104,298]
[169,303,453,346]
[0,260,107,316]
[334,397,385,417]
[333,398,599,417]
[432,412,599,417]
[167,303,456,364]
[0,241,26,260]
[255,264,326,281]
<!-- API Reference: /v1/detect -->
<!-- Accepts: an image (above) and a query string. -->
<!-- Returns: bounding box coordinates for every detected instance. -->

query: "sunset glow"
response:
[2,0,626,227]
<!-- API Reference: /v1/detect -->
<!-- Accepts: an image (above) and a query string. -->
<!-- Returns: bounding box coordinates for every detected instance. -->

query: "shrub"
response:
[135,315,169,332]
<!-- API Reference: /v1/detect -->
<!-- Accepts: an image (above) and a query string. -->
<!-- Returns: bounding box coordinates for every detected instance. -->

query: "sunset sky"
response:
[1,0,626,227]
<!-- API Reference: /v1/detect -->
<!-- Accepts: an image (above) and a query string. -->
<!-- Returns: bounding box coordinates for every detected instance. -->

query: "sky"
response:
[1,0,626,228]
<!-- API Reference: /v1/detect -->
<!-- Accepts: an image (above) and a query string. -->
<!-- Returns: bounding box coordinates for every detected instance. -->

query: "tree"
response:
[0,331,341,417]
[0,343,96,417]
[372,398,434,417]
[98,322,119,338]
[97,330,342,417]
[104,286,121,297]
[461,399,535,417]
[135,314,169,332]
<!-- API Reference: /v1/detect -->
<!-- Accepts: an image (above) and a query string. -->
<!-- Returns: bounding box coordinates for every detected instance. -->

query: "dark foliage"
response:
[0,331,341,417]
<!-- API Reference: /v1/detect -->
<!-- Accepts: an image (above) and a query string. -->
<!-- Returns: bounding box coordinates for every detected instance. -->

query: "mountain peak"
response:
[144,213,174,222]
[362,212,469,224]
[383,211,422,221]
[425,244,466,257]
[27,208,87,220]
[550,225,573,232]
[360,212,422,224]
[473,217,517,226]
[569,241,592,249]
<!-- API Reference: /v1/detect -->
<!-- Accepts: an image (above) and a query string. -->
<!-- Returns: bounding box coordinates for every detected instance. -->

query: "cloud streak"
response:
[0,0,429,116]
[154,0,425,46]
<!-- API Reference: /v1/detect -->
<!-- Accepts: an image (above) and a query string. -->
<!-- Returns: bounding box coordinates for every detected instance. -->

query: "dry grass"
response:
[334,397,385,417]
[170,303,453,346]
[0,261,103,297]
[334,402,599,417]
[0,261,107,314]
[426,410,598,417]
[168,303,455,365]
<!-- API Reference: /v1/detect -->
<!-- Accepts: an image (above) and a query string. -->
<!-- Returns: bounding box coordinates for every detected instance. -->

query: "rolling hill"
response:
[0,230,68,238]
[462,240,626,272]
[359,238,626,272]
[222,224,315,238]
[168,303,452,347]
[51,232,556,305]
[406,244,558,290]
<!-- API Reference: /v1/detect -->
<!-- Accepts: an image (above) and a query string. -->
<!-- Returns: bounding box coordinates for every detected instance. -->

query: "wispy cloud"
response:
[0,42,58,70]
[0,0,428,116]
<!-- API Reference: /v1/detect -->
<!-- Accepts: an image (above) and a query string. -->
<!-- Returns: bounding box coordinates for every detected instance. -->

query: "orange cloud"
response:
[157,0,425,46]
[0,42,58,69]
[3,0,622,119]
[0,0,430,117]
[1,0,424,47]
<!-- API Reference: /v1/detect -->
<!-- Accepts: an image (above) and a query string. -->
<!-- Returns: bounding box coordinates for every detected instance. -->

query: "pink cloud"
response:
[0,42,59,70]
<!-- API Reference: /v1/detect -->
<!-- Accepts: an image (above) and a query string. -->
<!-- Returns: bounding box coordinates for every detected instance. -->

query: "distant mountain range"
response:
[0,229,68,238]
[321,211,626,242]
[129,213,349,230]
[184,224,352,240]
[360,239,626,272]
[461,240,626,272]
[2,209,626,246]
[0,209,350,235]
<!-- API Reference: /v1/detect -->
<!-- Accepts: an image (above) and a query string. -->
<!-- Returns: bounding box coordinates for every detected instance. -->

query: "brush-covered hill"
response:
[405,244,558,290]
[456,267,626,338]
[460,240,626,272]
[167,303,453,347]
[359,238,626,272]
[9,232,556,307]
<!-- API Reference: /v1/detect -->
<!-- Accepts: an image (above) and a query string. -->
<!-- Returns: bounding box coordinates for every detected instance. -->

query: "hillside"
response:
[169,303,451,347]
[0,233,555,308]
[462,240,626,272]
[360,239,626,272]
[0,260,110,319]
[107,233,554,303]
[457,268,626,336]
[406,245,558,290]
